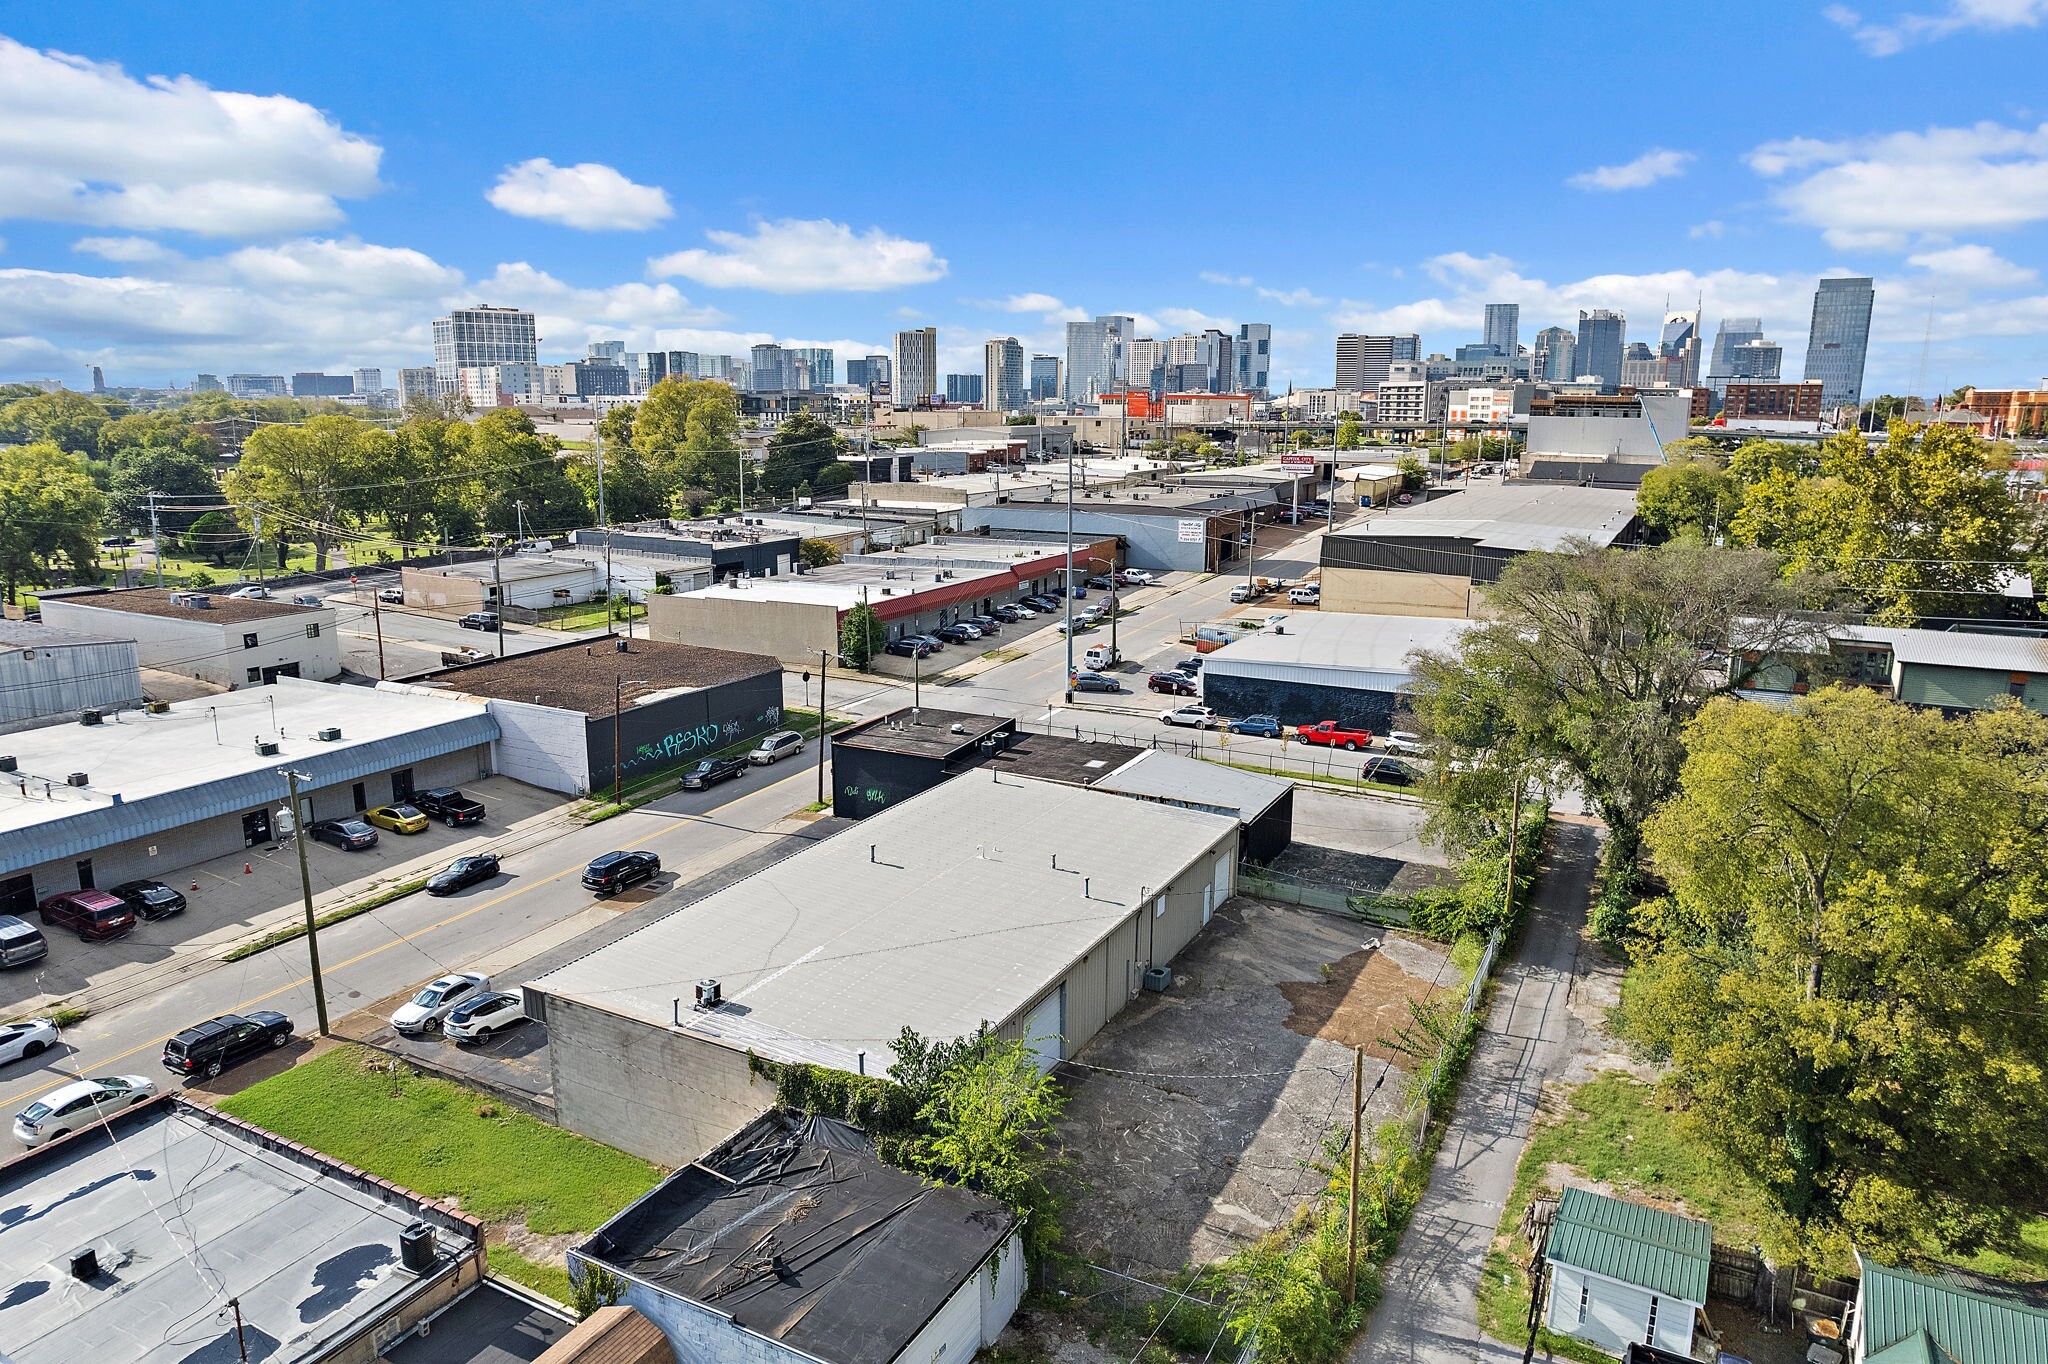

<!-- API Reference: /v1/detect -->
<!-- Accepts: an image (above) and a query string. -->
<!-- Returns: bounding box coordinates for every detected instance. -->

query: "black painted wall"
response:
[1243,789,1294,865]
[1203,673,1401,735]
[586,668,786,793]
[831,746,950,819]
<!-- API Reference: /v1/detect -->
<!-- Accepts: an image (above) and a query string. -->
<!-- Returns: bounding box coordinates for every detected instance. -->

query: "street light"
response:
[278,769,330,1036]
[612,675,653,808]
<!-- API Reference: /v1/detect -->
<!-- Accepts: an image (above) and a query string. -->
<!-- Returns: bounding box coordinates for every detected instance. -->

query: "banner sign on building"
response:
[1177,518,1205,543]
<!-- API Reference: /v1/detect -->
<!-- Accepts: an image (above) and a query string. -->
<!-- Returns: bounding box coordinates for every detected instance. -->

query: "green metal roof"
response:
[1544,1187,1712,1304]
[1860,1260,2048,1364]
[1866,1330,1946,1364]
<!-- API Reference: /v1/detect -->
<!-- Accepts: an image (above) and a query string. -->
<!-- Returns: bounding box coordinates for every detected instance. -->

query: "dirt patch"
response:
[1276,942,1452,1064]
[496,1217,581,1264]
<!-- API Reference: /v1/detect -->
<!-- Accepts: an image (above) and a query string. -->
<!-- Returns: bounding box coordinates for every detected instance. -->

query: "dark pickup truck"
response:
[412,787,486,827]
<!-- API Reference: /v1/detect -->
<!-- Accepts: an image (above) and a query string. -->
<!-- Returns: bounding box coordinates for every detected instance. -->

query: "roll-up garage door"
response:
[1021,985,1065,1073]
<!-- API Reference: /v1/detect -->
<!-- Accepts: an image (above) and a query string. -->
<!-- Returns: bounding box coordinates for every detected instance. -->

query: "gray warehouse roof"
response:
[1203,613,1474,677]
[0,619,136,651]
[1087,749,1292,822]
[529,775,1237,1071]
[0,677,496,874]
[1835,624,2048,674]
[1341,482,1639,552]
[0,1102,464,1364]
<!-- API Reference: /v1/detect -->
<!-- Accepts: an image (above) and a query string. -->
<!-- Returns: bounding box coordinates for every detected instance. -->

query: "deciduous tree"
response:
[759,411,840,497]
[227,414,378,570]
[838,599,884,671]
[1622,689,2048,1262]
[0,441,104,602]
[1635,454,1740,541]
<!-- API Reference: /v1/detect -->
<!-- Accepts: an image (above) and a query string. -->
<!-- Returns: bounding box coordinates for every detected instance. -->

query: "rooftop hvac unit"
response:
[254,740,279,757]
[146,700,170,714]
[317,727,341,742]
[0,756,13,772]
[398,1222,436,1274]
[695,978,723,1009]
[66,772,89,787]
[1143,964,1173,992]
[79,709,101,726]
[68,1247,99,1282]
[184,595,213,609]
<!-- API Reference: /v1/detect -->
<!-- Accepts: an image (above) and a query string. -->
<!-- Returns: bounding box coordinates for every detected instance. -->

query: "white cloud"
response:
[1826,0,2048,55]
[1689,220,1726,240]
[961,293,1087,324]
[475,261,728,330]
[485,158,672,231]
[1256,285,1329,308]
[0,35,381,236]
[648,218,946,292]
[72,235,175,262]
[1199,271,1254,287]
[223,237,462,298]
[1567,148,1694,191]
[1748,121,2048,242]
[1905,242,2038,285]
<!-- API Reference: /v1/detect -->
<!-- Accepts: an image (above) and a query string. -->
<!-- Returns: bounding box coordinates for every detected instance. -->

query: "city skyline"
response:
[0,7,2045,397]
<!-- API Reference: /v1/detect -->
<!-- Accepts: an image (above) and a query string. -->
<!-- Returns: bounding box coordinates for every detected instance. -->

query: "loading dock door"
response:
[1021,985,1065,1073]
[0,875,33,918]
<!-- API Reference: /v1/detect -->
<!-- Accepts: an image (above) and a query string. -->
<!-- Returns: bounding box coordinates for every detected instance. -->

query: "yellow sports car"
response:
[363,804,429,835]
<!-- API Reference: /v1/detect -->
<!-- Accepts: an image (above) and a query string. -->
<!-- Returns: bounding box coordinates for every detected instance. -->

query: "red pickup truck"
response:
[1294,720,1374,751]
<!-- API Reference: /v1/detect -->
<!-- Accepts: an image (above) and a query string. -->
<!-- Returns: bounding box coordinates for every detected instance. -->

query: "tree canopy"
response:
[1621,688,2048,1263]
[0,441,105,602]
[1636,454,1740,541]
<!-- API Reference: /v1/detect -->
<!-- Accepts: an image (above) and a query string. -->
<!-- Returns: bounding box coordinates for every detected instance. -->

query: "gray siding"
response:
[0,640,143,729]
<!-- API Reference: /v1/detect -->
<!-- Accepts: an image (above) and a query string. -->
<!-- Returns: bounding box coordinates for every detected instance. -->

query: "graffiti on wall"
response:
[621,703,783,775]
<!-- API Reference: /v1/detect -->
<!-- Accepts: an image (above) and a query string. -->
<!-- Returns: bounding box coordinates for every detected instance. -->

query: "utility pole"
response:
[370,585,386,680]
[815,648,828,806]
[514,499,526,547]
[252,509,265,591]
[595,423,613,609]
[148,492,165,588]
[491,543,505,657]
[1345,1045,1363,1302]
[280,770,329,1036]
[1062,438,1075,701]
[1502,771,1526,922]
[230,1298,249,1364]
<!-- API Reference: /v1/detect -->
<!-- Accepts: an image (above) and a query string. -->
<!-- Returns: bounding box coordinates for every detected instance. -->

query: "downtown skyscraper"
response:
[1482,303,1519,357]
[984,337,1026,411]
[1575,310,1626,392]
[893,327,938,407]
[1064,315,1133,401]
[1333,333,1419,391]
[431,305,536,391]
[1801,277,1875,411]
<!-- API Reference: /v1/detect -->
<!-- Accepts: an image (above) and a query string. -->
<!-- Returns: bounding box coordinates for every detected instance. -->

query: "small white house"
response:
[1543,1187,1711,1358]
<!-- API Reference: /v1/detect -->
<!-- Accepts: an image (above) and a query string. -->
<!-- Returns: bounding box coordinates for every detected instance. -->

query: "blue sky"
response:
[3,1,2047,395]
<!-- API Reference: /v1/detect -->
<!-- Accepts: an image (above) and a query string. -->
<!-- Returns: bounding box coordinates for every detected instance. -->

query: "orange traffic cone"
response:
[244,862,252,874]
[190,882,200,891]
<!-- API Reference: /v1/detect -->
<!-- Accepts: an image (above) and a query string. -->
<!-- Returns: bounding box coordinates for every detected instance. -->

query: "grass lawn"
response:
[219,1045,660,1268]
[488,1245,575,1306]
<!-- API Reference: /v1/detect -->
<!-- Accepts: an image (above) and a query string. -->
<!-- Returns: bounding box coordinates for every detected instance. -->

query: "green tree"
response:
[97,410,217,463]
[797,537,841,568]
[228,414,386,569]
[1406,542,1832,906]
[838,599,884,670]
[0,390,116,457]
[1622,689,2048,1262]
[179,510,251,566]
[911,1035,1067,1261]
[1393,452,1427,490]
[759,411,841,497]
[1730,422,2034,624]
[1636,455,1741,541]
[631,378,740,494]
[1862,394,1909,426]
[0,441,105,602]
[377,415,473,549]
[1725,438,1820,485]
[466,409,588,534]
[106,445,222,535]
[565,435,664,523]
[1335,410,1364,449]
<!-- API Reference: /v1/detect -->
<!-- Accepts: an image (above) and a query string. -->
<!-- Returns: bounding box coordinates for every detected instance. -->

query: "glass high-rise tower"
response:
[1482,303,1519,357]
[1576,310,1626,392]
[432,306,537,391]
[1801,277,1875,411]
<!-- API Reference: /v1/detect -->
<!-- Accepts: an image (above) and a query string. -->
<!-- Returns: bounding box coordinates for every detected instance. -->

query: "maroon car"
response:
[38,889,137,942]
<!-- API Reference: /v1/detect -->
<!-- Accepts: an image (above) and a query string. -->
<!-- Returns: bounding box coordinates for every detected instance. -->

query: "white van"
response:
[1082,644,1121,670]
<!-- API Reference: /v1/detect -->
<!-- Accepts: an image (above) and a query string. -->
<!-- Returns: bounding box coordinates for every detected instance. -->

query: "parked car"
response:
[933,624,975,644]
[1360,757,1422,786]
[1086,575,1114,590]
[1228,583,1265,603]
[1295,720,1374,751]
[0,1018,58,1067]
[969,614,1002,634]
[100,534,135,547]
[390,972,492,1035]
[13,1075,157,1147]
[1070,671,1122,693]
[884,637,933,658]
[37,890,136,941]
[1149,671,1198,696]
[226,585,269,600]
[1288,586,1321,605]
[290,593,323,608]
[1228,714,1286,739]
[681,755,747,790]
[1160,705,1221,729]
[1120,569,1156,585]
[307,818,379,850]
[363,804,429,835]
[161,1011,293,1080]
[1055,618,1093,635]
[749,730,804,765]
[426,853,500,896]
[991,605,1026,622]
[901,633,944,651]
[443,992,529,1044]
[0,915,48,968]
[107,879,187,921]
[582,850,661,893]
[377,586,404,604]
[1383,730,1427,757]
[413,788,485,827]
[457,611,499,631]
[1176,656,1205,673]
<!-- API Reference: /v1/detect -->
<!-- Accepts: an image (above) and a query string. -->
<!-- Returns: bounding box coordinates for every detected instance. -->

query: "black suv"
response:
[582,850,661,894]
[162,1011,293,1080]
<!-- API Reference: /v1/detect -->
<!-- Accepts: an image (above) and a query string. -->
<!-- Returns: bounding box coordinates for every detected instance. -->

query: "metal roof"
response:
[0,678,497,874]
[1087,749,1292,821]
[1858,1258,2048,1364]
[1342,483,1639,551]
[528,774,1237,1071]
[1544,1187,1711,1304]
[1835,625,2048,675]
[1202,613,1473,679]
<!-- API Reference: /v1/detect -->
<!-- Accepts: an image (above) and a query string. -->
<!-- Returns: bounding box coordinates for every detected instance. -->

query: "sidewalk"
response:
[1351,818,1601,1364]
[8,776,580,1020]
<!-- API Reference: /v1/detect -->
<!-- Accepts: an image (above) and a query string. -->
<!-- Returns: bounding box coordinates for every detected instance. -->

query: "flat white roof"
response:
[672,562,1014,610]
[529,776,1236,1070]
[1346,482,1638,551]
[1205,612,1474,674]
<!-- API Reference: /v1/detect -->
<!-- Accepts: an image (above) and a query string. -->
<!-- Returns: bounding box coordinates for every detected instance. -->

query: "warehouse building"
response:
[1319,483,1640,617]
[568,520,801,582]
[1740,623,2048,717]
[1085,749,1294,864]
[1201,612,1472,732]
[576,1111,1023,1364]
[407,638,783,794]
[400,554,605,613]
[0,1096,488,1364]
[524,775,1240,1163]
[0,678,496,914]
[38,586,342,687]
[959,496,1249,573]
[0,620,143,733]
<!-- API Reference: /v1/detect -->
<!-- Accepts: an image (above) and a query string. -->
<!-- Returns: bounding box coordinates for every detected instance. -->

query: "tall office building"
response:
[1729,338,1783,381]
[789,347,835,389]
[845,355,891,389]
[292,372,354,397]
[1125,338,1166,395]
[570,360,630,397]
[1029,354,1061,400]
[748,343,789,391]
[1575,309,1626,392]
[945,373,984,404]
[193,373,224,392]
[1064,314,1133,401]
[1333,333,1420,391]
[984,337,1026,411]
[352,367,383,398]
[1482,303,1519,357]
[432,305,537,390]
[587,340,626,366]
[397,367,439,405]
[1620,342,1663,390]
[1658,310,1701,387]
[1801,277,1875,411]
[1704,317,1766,403]
[1236,322,1272,395]
[893,327,938,406]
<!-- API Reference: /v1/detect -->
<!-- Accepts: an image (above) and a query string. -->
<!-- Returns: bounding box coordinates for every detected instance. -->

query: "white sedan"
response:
[0,1018,58,1067]
[13,1075,157,1146]
[390,972,492,1036]
[226,585,269,600]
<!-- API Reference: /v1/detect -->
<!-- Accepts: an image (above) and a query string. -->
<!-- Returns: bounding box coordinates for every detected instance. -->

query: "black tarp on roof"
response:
[581,1114,1016,1364]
